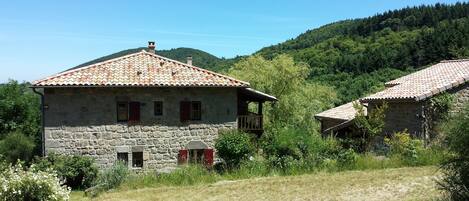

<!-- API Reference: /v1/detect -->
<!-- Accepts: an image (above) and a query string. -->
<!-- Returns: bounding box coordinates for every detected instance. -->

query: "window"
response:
[116,101,140,122]
[117,153,128,165]
[180,101,202,122]
[191,101,201,120]
[117,102,128,122]
[154,101,163,116]
[132,152,143,168]
[188,149,205,164]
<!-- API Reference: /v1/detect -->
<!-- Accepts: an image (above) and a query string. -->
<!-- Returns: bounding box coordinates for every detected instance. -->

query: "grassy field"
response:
[71,166,443,201]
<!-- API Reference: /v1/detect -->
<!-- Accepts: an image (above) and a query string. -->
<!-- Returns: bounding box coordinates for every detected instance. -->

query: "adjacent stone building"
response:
[32,42,276,170]
[315,59,469,142]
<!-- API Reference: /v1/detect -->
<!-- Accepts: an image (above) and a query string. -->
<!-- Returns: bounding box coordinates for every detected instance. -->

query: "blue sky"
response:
[0,0,464,82]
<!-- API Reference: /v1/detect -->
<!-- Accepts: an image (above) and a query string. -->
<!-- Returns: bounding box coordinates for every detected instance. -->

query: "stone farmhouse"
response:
[315,59,469,141]
[31,42,277,170]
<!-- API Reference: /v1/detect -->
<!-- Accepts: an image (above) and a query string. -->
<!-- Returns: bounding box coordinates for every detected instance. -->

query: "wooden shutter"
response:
[180,101,191,122]
[204,149,214,167]
[129,102,140,122]
[178,149,188,165]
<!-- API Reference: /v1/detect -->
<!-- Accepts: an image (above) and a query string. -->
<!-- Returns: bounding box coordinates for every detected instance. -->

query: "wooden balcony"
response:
[238,115,263,132]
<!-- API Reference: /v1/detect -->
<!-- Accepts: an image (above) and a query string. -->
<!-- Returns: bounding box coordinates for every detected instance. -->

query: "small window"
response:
[132,152,143,168]
[191,101,201,120]
[117,101,140,123]
[117,102,128,122]
[154,101,163,116]
[117,153,128,165]
[188,149,204,164]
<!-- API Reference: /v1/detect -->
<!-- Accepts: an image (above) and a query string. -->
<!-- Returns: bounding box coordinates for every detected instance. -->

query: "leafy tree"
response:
[0,80,40,139]
[229,54,338,132]
[439,104,469,200]
[353,102,388,151]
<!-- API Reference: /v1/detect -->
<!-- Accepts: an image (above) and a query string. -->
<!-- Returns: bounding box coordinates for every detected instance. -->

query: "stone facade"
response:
[43,87,238,170]
[368,82,469,140]
[368,101,426,138]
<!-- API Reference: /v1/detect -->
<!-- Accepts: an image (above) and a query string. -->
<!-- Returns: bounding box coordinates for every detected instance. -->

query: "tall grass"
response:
[120,165,221,190]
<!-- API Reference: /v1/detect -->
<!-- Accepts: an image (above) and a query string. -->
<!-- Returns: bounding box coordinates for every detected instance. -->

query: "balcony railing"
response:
[238,115,263,131]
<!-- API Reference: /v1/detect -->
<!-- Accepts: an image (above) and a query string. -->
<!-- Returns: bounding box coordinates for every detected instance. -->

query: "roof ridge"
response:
[440,58,469,63]
[142,51,250,86]
[33,50,146,85]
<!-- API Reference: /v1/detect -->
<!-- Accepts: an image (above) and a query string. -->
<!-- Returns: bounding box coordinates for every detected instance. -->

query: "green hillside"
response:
[254,2,469,103]
[70,2,469,104]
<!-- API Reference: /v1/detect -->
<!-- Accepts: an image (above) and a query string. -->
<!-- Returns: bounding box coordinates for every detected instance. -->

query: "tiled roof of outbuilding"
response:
[361,59,469,102]
[314,101,366,121]
[32,50,249,88]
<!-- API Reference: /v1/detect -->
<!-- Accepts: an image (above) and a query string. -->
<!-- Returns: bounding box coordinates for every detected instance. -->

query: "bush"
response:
[384,130,424,164]
[35,154,99,190]
[215,130,255,169]
[85,162,129,197]
[439,104,469,200]
[0,132,35,164]
[0,164,70,201]
[97,162,129,190]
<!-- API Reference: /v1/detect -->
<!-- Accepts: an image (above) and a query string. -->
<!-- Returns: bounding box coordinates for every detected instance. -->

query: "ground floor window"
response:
[189,149,204,164]
[117,152,128,165]
[132,152,143,168]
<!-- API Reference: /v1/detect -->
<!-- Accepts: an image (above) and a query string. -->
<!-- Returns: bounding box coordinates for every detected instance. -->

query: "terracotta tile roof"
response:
[314,101,366,121]
[32,50,249,87]
[362,59,469,102]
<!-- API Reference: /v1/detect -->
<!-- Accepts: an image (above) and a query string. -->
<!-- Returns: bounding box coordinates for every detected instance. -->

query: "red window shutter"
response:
[180,101,191,122]
[129,102,140,122]
[178,149,188,165]
[204,149,214,167]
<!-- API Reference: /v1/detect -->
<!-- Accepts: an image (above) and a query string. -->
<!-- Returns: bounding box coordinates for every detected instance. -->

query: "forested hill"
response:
[70,47,232,72]
[70,2,469,104]
[254,2,469,103]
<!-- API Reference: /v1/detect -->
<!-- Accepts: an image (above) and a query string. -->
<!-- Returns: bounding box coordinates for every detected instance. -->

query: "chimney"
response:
[187,56,193,65]
[148,41,155,53]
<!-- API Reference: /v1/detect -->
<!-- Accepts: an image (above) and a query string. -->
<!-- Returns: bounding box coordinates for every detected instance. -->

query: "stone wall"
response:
[449,82,469,113]
[368,101,425,138]
[368,82,469,141]
[43,87,238,170]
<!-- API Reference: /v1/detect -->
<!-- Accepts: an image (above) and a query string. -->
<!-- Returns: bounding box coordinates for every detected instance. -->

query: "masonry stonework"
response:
[43,87,238,170]
[369,101,426,138]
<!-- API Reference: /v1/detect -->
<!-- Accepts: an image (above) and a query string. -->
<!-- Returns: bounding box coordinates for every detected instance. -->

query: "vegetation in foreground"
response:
[70,166,442,201]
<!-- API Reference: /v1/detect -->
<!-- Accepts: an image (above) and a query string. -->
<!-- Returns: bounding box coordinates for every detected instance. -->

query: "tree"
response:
[353,102,388,151]
[229,54,338,132]
[439,104,469,200]
[0,80,40,138]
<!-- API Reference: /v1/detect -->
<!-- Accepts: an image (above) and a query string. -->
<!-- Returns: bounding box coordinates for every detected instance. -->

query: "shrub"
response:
[0,132,35,164]
[85,162,129,197]
[215,130,255,169]
[384,130,424,163]
[262,127,311,167]
[336,148,359,169]
[97,162,129,190]
[439,104,469,200]
[35,154,99,190]
[0,164,70,201]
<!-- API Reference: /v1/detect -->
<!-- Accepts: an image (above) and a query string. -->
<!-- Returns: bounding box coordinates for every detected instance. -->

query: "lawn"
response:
[70,166,443,201]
